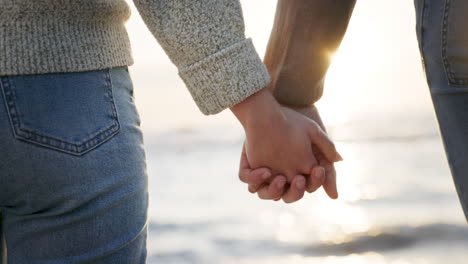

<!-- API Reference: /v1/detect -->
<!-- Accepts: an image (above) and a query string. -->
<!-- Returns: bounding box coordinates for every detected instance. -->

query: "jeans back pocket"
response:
[0,69,120,156]
[442,0,468,85]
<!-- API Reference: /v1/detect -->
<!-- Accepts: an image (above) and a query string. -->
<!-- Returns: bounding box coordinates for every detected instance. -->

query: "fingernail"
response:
[277,179,286,189]
[295,178,306,189]
[335,152,344,162]
[262,172,271,180]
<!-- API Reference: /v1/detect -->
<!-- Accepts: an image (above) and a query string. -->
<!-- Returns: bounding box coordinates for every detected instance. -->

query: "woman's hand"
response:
[238,143,329,203]
[231,88,339,181]
[231,88,340,202]
[239,105,340,202]
[244,104,338,181]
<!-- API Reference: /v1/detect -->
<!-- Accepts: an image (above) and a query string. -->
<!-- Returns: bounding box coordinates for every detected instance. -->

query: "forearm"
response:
[132,0,270,115]
[265,0,356,106]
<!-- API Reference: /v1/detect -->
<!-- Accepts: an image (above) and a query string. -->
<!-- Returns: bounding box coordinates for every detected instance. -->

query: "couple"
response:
[1,0,468,263]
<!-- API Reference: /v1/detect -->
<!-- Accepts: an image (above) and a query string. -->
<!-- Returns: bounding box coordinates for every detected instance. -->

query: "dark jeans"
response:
[415,0,468,220]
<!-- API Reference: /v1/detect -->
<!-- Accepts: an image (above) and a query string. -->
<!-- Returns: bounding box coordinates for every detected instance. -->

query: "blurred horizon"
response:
[124,0,432,135]
[123,0,468,263]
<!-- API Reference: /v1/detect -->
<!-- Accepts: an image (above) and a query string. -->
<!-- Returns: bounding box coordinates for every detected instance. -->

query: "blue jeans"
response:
[0,66,149,263]
[414,0,468,220]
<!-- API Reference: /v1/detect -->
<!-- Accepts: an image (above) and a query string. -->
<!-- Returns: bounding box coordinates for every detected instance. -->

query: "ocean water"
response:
[123,0,468,262]
[141,113,468,264]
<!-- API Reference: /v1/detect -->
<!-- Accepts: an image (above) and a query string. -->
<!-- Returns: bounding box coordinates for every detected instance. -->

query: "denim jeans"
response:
[0,66,149,263]
[414,0,468,220]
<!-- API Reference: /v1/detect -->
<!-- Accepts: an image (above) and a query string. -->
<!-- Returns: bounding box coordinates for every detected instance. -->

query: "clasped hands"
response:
[231,87,342,203]
[228,0,359,203]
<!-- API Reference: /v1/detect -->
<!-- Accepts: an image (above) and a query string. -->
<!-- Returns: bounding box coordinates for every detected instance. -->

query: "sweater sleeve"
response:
[131,0,270,115]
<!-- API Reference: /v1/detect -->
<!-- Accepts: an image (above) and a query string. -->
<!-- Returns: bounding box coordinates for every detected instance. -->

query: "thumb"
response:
[307,124,342,163]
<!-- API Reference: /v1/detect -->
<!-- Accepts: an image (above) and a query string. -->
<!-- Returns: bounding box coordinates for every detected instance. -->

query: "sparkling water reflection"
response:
[123,0,468,262]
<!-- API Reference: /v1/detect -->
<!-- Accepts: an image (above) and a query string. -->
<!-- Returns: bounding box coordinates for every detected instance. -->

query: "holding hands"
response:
[230,0,355,203]
[231,88,341,203]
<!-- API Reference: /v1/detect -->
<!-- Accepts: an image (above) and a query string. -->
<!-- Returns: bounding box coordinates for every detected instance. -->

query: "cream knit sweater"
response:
[0,0,270,115]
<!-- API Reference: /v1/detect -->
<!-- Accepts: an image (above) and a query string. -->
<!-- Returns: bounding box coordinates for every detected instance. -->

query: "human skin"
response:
[264,0,357,107]
[229,88,341,186]
[238,0,356,202]
[239,105,337,202]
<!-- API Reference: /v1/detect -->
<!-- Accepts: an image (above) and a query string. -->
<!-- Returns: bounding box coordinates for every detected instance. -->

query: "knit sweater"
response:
[0,0,270,115]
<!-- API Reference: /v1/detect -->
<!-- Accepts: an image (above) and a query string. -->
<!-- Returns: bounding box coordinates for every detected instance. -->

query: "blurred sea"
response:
[123,0,468,263]
[142,114,468,264]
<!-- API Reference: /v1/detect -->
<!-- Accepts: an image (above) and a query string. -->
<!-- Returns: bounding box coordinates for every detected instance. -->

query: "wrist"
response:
[288,104,327,132]
[230,87,283,131]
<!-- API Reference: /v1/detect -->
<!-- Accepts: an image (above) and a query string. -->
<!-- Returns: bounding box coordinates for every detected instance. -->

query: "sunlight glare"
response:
[316,200,371,242]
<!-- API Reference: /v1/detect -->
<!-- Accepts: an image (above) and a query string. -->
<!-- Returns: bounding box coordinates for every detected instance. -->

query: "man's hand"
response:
[291,105,339,199]
[237,0,353,203]
[244,103,339,182]
[239,143,329,203]
[231,88,340,184]
[239,105,340,201]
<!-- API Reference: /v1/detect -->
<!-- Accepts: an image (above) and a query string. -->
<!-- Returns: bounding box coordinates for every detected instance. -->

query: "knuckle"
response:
[301,164,314,174]
[284,170,297,180]
[309,125,319,137]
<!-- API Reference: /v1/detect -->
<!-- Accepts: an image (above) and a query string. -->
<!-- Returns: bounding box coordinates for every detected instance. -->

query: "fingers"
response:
[256,175,287,200]
[238,144,252,177]
[282,175,307,203]
[239,145,272,185]
[240,167,271,185]
[240,138,337,202]
[307,125,343,163]
[306,166,326,193]
[313,148,339,199]
[248,183,262,193]
[322,162,338,199]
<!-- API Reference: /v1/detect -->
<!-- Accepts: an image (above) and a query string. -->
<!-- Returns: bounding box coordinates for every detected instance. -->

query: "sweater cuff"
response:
[178,38,270,115]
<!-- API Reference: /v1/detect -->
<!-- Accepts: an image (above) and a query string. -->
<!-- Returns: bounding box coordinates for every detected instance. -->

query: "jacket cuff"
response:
[178,38,270,115]
[273,75,325,107]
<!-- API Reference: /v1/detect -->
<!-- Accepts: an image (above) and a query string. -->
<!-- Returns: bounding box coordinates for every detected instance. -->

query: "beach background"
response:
[124,0,468,263]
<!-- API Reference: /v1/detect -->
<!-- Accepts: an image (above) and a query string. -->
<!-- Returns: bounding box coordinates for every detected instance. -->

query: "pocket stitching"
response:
[0,69,121,156]
[441,0,468,85]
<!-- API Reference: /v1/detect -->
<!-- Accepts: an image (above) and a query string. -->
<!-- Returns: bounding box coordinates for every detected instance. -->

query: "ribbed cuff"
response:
[0,19,133,76]
[178,38,270,115]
